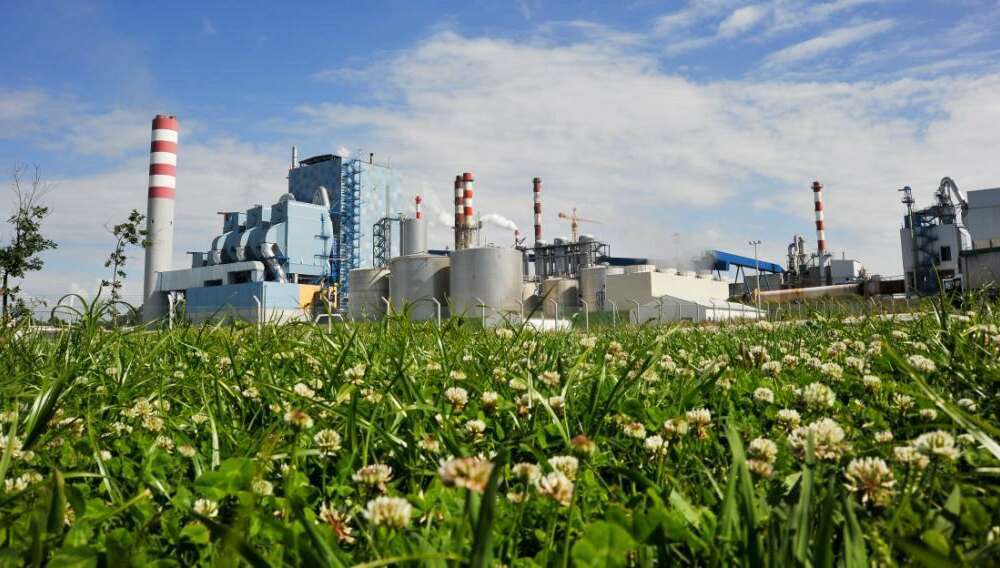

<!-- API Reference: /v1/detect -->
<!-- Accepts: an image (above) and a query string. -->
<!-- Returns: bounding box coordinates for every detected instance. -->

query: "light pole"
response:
[749,240,762,314]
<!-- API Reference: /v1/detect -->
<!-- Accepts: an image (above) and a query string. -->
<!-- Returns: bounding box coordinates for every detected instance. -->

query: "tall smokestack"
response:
[533,177,542,244]
[142,114,179,322]
[454,175,464,249]
[462,172,475,249]
[414,195,422,220]
[812,180,827,265]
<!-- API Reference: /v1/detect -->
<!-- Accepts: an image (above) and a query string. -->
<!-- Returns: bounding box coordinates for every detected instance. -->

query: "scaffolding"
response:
[336,159,363,310]
[372,216,397,268]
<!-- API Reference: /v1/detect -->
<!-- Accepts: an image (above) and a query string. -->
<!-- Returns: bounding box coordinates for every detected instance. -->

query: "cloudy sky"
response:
[2,0,999,299]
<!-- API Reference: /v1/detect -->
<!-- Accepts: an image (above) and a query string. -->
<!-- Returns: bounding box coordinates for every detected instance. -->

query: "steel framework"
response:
[336,159,363,310]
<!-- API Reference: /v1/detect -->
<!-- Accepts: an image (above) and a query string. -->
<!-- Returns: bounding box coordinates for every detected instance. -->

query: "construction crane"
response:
[557,208,602,242]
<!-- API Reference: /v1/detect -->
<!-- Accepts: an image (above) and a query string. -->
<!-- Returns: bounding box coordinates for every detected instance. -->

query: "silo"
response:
[449,247,523,317]
[389,255,450,320]
[542,278,578,317]
[580,265,608,309]
[349,267,390,320]
[400,217,427,255]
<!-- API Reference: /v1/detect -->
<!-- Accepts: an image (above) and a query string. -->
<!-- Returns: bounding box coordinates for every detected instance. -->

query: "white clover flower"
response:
[99,450,112,461]
[445,387,469,411]
[536,471,574,506]
[438,456,494,493]
[344,364,367,385]
[549,455,580,480]
[193,498,219,519]
[363,497,412,528]
[893,394,914,412]
[511,462,541,483]
[662,418,689,437]
[874,431,893,443]
[644,435,668,456]
[748,437,778,463]
[800,382,836,409]
[548,395,565,414]
[907,355,937,373]
[788,418,849,461]
[465,419,487,439]
[820,363,843,380]
[761,361,782,377]
[178,444,196,458]
[622,422,647,439]
[495,327,515,340]
[284,409,314,429]
[154,435,175,453]
[318,502,356,543]
[539,371,561,387]
[844,356,866,373]
[919,408,938,420]
[893,446,929,470]
[353,464,394,492]
[482,391,499,412]
[956,398,978,412]
[418,436,442,454]
[912,430,961,461]
[449,370,467,381]
[293,382,315,399]
[251,478,274,497]
[753,387,774,404]
[845,457,896,507]
[776,409,801,429]
[579,335,598,349]
[862,375,881,391]
[314,429,343,456]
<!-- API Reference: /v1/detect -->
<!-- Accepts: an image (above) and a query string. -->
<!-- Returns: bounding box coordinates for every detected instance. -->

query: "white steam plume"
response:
[480,213,518,232]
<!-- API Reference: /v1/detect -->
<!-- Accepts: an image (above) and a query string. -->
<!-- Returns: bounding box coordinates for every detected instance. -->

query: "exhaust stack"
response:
[533,177,542,245]
[142,114,179,322]
[453,175,464,249]
[812,180,829,283]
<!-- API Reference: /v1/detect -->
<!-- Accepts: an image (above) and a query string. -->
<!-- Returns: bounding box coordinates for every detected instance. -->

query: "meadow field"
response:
[0,299,998,566]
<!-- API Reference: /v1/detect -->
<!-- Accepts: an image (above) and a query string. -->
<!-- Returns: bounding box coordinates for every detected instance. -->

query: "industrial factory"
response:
[138,114,1000,326]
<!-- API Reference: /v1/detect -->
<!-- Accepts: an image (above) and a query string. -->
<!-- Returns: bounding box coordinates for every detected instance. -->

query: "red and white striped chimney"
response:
[454,175,464,249]
[462,172,475,248]
[532,177,542,244]
[143,114,179,322]
[812,180,827,262]
[414,195,422,220]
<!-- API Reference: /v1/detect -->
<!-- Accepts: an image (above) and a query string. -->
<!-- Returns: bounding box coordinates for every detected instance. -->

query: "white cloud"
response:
[719,5,767,37]
[293,31,1000,275]
[763,18,896,67]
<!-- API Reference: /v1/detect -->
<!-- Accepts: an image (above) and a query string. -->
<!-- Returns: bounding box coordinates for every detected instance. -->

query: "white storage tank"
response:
[580,265,608,309]
[400,217,427,256]
[542,277,578,317]
[449,247,524,317]
[626,264,656,274]
[348,267,390,320]
[389,255,450,321]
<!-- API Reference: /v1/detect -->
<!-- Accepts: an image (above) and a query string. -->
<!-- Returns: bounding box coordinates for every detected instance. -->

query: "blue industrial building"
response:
[149,153,402,322]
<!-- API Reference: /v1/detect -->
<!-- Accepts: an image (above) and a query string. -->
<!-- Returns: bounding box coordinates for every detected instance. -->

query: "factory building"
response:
[141,114,401,323]
[899,178,1000,295]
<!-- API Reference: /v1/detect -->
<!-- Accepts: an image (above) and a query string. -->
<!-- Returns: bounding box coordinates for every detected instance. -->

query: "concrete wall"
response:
[967,187,1000,245]
[185,281,315,324]
[961,249,1000,290]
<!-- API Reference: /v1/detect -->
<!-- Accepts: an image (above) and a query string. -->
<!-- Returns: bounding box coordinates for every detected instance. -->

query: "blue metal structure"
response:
[710,250,784,274]
[287,155,401,311]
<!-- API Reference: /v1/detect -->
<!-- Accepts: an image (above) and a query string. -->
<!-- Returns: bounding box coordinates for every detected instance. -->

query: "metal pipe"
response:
[260,243,288,283]
[755,282,862,303]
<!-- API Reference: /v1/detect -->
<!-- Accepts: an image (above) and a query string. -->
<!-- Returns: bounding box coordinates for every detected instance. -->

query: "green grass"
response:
[0,299,998,566]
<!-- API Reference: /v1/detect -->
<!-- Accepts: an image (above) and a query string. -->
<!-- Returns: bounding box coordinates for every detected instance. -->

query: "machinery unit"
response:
[899,178,968,295]
[449,246,524,318]
[900,179,1000,295]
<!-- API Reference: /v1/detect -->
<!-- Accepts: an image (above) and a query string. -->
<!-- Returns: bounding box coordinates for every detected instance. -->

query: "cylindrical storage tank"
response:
[400,217,427,256]
[389,255,450,321]
[626,264,656,274]
[449,247,524,318]
[348,267,390,320]
[542,278,578,317]
[580,265,608,309]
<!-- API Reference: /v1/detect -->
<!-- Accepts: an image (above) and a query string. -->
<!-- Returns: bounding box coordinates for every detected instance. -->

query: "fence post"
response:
[580,300,590,331]
[629,299,640,325]
[608,300,618,327]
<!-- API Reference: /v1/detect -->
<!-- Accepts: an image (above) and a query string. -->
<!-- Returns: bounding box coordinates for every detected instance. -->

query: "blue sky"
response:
[2,0,999,298]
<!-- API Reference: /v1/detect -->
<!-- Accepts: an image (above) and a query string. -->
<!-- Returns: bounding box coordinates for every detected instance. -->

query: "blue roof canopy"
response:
[710,250,784,273]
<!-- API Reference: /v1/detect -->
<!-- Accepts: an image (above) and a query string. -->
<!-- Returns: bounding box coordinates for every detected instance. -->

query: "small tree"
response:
[0,164,57,320]
[101,209,147,307]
